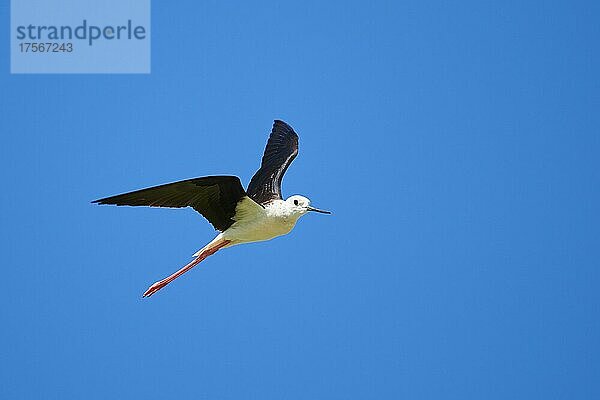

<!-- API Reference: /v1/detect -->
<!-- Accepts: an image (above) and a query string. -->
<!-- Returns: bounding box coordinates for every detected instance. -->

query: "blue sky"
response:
[1,1,599,399]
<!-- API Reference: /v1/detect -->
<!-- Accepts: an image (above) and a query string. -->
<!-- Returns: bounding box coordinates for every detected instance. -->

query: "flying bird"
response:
[93,120,330,297]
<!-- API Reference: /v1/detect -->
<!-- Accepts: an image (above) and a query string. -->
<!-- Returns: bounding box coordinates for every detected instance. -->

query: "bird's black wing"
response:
[92,176,247,232]
[247,120,299,204]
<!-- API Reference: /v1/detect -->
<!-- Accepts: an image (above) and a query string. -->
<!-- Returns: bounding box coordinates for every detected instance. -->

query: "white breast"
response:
[222,198,300,244]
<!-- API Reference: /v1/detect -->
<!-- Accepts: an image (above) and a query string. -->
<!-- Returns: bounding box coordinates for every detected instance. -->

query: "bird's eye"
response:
[294,199,299,206]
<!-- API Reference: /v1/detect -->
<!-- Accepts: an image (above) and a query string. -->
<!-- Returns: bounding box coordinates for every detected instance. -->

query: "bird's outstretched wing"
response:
[247,120,299,204]
[92,176,249,231]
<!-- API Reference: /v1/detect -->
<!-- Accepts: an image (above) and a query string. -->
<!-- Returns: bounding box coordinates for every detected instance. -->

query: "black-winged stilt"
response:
[93,120,330,297]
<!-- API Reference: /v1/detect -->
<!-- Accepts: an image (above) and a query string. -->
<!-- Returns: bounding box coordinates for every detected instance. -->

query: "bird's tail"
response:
[142,237,231,298]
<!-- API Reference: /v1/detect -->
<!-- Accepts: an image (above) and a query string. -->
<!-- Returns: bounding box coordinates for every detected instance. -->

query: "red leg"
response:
[142,239,230,298]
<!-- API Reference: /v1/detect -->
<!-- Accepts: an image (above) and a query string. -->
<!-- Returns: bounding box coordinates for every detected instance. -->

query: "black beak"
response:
[307,206,331,214]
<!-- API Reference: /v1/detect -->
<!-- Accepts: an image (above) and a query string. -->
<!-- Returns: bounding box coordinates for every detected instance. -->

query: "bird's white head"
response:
[285,195,331,216]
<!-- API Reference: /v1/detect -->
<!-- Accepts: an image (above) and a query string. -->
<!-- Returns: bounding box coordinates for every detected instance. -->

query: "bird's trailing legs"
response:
[142,239,231,298]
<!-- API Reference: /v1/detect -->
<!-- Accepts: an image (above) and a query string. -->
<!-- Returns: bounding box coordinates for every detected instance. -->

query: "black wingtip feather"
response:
[246,120,299,204]
[272,120,298,137]
[90,176,247,231]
